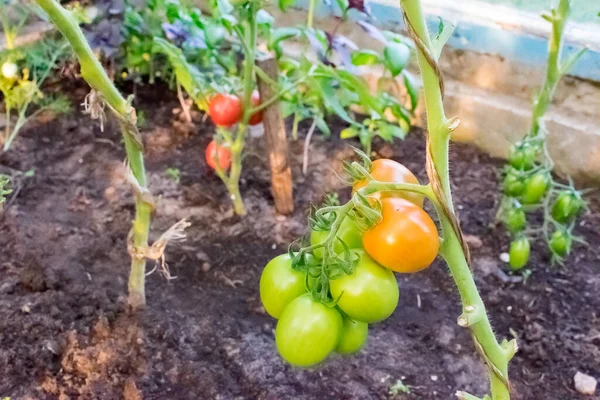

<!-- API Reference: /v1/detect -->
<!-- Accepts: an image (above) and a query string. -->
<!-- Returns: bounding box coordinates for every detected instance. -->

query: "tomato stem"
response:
[34,0,152,309]
[400,0,513,398]
[530,0,571,138]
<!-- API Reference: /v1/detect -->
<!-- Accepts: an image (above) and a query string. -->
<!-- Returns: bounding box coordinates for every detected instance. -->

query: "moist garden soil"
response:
[0,81,599,400]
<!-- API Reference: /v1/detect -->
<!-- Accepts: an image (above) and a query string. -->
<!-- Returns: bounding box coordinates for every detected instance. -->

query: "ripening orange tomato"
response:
[353,159,423,207]
[363,197,439,273]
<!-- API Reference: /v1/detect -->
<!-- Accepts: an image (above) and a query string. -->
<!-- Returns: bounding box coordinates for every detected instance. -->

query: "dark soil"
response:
[0,82,599,400]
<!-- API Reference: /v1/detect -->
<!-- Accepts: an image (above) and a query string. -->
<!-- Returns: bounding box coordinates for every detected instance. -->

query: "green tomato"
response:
[310,216,362,259]
[260,254,306,319]
[330,250,399,323]
[275,293,343,367]
[335,317,368,355]
[509,237,530,270]
[549,230,572,257]
[509,143,538,170]
[521,173,551,205]
[504,207,526,233]
[551,191,583,223]
[503,171,525,197]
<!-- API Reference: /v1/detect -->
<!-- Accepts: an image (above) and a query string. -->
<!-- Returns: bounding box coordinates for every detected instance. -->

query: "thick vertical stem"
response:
[400,1,512,398]
[307,0,316,28]
[530,0,570,137]
[224,1,258,216]
[35,0,151,309]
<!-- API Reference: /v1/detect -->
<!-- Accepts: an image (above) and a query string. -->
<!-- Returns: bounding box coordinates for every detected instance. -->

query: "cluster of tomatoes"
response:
[502,140,584,269]
[204,91,263,171]
[260,159,440,367]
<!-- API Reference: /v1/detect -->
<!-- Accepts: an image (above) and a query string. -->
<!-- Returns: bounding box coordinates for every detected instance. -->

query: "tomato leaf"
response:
[317,77,356,125]
[340,127,359,139]
[383,41,410,77]
[560,47,587,75]
[402,70,419,110]
[430,18,455,60]
[278,0,296,11]
[315,116,331,136]
[351,49,380,66]
[356,21,387,44]
[256,10,274,27]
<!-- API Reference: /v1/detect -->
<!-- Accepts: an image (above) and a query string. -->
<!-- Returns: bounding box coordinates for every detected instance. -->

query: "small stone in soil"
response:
[574,371,597,395]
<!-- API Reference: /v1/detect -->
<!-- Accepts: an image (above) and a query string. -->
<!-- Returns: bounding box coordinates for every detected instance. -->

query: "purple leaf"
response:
[357,20,387,44]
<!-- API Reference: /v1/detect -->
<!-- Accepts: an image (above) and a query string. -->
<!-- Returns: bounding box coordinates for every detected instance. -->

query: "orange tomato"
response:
[205,140,232,170]
[363,197,439,273]
[353,159,423,207]
[208,93,243,127]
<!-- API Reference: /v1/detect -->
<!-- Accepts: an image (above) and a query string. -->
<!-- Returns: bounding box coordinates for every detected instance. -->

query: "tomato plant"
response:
[520,172,550,205]
[362,198,439,273]
[329,250,399,323]
[549,229,572,258]
[336,317,368,355]
[551,190,583,223]
[208,94,243,127]
[497,0,588,270]
[352,159,423,207]
[0,3,70,151]
[310,216,362,259]
[275,293,343,367]
[509,237,530,271]
[260,253,307,319]
[205,139,232,170]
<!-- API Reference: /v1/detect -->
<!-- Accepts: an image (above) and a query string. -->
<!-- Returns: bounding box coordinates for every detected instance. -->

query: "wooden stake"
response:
[256,55,294,215]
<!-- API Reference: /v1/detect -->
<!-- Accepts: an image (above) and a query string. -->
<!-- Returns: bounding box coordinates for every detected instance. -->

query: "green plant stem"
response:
[219,1,259,216]
[307,0,316,28]
[1,13,15,50]
[400,1,514,398]
[34,0,151,309]
[3,107,27,151]
[530,0,570,137]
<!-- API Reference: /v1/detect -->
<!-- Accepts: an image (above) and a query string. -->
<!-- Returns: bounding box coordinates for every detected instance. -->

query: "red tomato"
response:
[362,197,439,273]
[208,93,243,127]
[205,140,232,170]
[248,90,263,126]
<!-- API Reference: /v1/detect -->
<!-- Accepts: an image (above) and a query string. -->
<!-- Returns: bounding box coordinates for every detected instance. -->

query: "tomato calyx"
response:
[342,147,373,183]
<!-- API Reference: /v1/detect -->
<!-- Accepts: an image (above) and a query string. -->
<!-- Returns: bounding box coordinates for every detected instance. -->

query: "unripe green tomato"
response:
[509,143,538,170]
[549,230,572,257]
[330,250,399,323]
[310,217,362,259]
[260,254,306,319]
[504,207,526,233]
[520,173,551,205]
[335,317,368,355]
[509,237,530,270]
[551,191,583,223]
[503,171,525,197]
[1,61,18,79]
[275,293,343,367]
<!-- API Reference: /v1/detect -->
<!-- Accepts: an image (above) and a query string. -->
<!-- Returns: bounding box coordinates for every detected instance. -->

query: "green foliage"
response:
[165,167,181,183]
[0,6,70,150]
[388,379,411,395]
[0,175,11,205]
